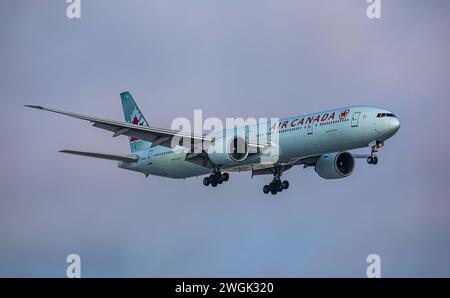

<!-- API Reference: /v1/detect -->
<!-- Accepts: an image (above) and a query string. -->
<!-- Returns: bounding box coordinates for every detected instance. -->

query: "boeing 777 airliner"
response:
[26,92,400,195]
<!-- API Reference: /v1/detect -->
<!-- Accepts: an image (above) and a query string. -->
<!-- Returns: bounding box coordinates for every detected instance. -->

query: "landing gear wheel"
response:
[263,185,270,194]
[274,180,281,190]
[204,169,229,187]
[222,172,229,182]
[269,182,278,195]
[282,181,289,190]
[372,156,378,165]
[367,156,378,165]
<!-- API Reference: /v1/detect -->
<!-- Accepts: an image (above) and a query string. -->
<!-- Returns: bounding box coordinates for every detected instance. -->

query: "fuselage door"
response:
[307,123,313,135]
[351,112,361,127]
[148,149,153,165]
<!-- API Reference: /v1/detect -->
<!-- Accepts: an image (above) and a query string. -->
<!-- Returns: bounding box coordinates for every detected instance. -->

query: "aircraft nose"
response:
[389,117,400,134]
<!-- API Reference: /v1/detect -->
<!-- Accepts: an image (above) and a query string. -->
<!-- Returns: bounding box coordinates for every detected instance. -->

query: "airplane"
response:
[25,92,400,195]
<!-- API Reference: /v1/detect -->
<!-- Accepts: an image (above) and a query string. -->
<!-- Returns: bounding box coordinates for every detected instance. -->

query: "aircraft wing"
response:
[26,105,270,154]
[224,151,371,176]
[225,154,322,175]
[25,105,213,149]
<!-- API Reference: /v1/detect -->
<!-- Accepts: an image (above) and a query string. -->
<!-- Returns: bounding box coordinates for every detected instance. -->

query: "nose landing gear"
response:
[367,155,378,165]
[203,169,229,187]
[367,141,383,165]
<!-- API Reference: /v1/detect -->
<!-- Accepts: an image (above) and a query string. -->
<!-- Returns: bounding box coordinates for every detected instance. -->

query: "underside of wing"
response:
[224,154,323,176]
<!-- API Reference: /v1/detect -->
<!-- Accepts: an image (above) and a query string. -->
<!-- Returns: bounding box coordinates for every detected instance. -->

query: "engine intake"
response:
[207,135,249,166]
[228,136,249,162]
[314,152,355,179]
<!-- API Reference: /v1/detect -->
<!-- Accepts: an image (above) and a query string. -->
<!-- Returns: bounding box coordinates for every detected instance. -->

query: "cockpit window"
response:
[377,113,396,118]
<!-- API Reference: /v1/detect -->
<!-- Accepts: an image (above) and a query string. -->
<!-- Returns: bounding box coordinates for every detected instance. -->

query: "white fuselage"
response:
[119,105,400,178]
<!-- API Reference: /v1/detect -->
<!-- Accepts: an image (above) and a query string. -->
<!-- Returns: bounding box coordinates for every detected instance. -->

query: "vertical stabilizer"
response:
[120,91,150,152]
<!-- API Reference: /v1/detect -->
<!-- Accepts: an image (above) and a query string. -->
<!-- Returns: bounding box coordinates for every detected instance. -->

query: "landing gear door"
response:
[351,112,361,127]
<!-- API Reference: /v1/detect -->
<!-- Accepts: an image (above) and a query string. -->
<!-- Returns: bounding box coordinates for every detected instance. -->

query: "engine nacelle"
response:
[207,135,249,166]
[314,152,355,179]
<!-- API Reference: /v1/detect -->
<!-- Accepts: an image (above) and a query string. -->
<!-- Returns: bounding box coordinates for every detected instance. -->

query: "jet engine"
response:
[314,152,355,179]
[207,135,249,166]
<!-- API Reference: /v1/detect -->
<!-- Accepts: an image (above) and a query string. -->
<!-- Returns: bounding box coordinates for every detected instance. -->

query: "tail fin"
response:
[120,91,150,152]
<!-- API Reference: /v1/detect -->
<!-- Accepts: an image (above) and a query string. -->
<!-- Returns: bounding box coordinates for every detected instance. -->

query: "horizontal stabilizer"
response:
[59,150,138,163]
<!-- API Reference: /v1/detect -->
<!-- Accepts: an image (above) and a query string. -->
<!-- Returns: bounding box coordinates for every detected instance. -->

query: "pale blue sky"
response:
[0,0,449,277]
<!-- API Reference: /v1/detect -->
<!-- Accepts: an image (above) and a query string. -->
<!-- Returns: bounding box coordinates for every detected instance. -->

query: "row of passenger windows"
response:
[377,113,396,118]
[154,150,174,157]
[257,126,303,137]
[256,118,349,137]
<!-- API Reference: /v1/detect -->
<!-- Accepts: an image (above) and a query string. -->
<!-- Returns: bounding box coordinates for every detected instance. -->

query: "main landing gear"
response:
[203,169,229,187]
[262,167,289,195]
[263,178,289,195]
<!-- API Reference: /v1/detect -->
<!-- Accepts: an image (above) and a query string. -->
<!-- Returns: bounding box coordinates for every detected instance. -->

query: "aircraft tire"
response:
[222,173,229,182]
[372,156,378,165]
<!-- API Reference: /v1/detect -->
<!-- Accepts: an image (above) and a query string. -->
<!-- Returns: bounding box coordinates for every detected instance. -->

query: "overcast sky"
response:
[0,0,449,277]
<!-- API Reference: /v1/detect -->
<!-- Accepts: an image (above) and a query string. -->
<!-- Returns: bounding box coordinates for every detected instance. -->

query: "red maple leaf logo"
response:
[339,109,349,119]
[130,115,144,142]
